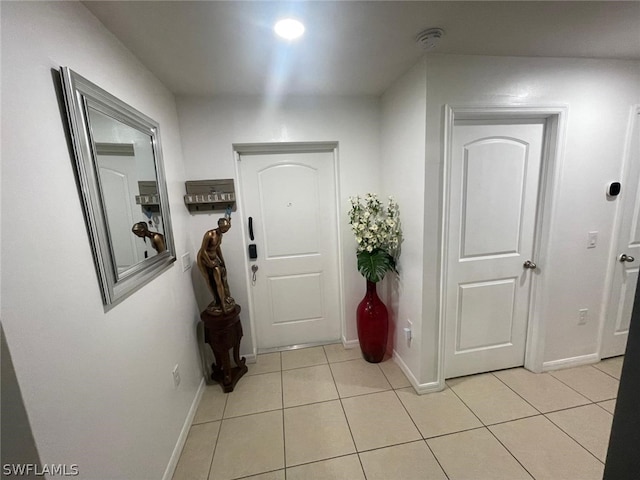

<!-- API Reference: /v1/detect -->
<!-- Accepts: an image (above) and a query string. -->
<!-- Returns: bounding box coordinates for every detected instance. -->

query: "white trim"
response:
[393,351,443,395]
[542,353,600,372]
[438,105,567,384]
[243,353,257,364]
[342,338,360,349]
[233,148,259,361]
[234,141,338,155]
[598,104,640,358]
[234,142,345,352]
[162,377,206,480]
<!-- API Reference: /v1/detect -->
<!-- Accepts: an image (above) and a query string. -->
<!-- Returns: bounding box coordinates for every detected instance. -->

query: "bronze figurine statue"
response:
[197,215,236,315]
[131,221,166,253]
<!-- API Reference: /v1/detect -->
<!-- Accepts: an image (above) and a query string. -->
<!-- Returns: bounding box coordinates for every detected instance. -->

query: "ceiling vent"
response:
[416,28,445,50]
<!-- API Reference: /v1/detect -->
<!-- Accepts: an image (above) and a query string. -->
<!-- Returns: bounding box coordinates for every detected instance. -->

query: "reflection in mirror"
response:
[60,67,176,308]
[88,107,164,276]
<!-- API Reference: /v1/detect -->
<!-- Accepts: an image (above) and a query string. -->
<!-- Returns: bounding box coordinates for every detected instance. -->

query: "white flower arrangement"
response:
[348,194,401,282]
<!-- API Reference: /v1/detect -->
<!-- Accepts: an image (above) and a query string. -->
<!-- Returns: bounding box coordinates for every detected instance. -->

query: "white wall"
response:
[421,54,640,383]
[1,3,202,478]
[176,95,381,351]
[379,58,428,384]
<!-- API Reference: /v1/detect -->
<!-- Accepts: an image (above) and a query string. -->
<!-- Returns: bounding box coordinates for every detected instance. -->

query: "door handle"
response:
[248,217,254,241]
[619,254,635,263]
[523,260,537,269]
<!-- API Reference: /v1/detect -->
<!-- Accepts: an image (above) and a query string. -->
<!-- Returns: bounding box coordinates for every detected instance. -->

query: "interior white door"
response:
[98,156,147,273]
[239,150,341,350]
[445,120,545,379]
[602,110,640,358]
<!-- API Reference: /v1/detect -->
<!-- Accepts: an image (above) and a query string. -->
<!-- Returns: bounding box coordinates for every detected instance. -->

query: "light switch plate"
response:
[181,252,192,272]
[587,231,598,249]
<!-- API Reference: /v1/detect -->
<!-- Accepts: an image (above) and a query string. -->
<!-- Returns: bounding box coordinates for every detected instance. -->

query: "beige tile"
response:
[593,356,624,379]
[546,404,613,462]
[598,399,617,414]
[379,359,411,389]
[223,372,282,418]
[193,385,227,424]
[247,352,281,376]
[428,428,533,480]
[396,387,482,438]
[324,343,362,363]
[209,411,284,480]
[286,455,365,480]
[281,346,327,370]
[342,391,421,451]
[493,368,590,413]
[359,440,447,480]
[550,365,619,402]
[282,364,339,407]
[172,422,219,480]
[447,373,538,425]
[243,471,285,480]
[330,359,391,398]
[490,415,604,480]
[284,400,356,466]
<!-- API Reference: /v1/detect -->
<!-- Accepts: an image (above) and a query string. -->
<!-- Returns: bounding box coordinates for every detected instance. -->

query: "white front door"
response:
[602,110,640,358]
[445,121,546,378]
[238,149,341,350]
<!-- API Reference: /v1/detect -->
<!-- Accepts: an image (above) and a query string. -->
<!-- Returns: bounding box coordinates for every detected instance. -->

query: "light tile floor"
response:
[173,346,623,480]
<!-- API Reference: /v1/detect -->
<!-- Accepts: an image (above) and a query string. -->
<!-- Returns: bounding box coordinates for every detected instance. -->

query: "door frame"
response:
[599,104,640,358]
[437,105,567,387]
[233,141,345,356]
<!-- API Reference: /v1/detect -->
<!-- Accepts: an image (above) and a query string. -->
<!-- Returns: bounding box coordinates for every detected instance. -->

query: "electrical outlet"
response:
[404,319,413,345]
[578,309,588,325]
[172,364,181,388]
[181,252,192,272]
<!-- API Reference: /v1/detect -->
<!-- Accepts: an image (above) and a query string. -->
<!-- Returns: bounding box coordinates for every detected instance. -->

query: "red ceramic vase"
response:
[356,280,389,363]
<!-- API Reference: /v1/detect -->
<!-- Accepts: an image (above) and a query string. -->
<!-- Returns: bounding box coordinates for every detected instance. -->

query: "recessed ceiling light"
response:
[274,18,305,40]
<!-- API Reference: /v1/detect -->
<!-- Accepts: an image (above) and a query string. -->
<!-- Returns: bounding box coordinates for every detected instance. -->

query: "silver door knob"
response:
[523,260,537,269]
[619,254,635,263]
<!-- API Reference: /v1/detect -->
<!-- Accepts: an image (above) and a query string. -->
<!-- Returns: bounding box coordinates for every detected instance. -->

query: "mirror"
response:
[60,67,176,308]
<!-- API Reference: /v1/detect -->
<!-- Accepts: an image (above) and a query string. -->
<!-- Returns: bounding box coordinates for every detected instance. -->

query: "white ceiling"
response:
[84,1,640,97]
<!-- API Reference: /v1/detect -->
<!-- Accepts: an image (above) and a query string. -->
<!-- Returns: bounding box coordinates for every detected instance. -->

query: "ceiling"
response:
[84,1,640,97]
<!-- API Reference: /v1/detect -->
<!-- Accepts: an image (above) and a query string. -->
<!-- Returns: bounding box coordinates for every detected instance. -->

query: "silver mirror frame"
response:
[60,66,176,309]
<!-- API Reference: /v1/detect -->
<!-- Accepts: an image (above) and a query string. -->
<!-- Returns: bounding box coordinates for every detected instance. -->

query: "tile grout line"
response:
[325,346,368,479]
[488,370,546,414]
[488,368,614,471]
[484,425,538,480]
[591,357,623,380]
[391,387,450,479]
[594,401,615,414]
[279,352,286,480]
[446,379,537,480]
[542,410,606,466]
[205,392,227,480]
[547,367,614,404]
[234,468,284,480]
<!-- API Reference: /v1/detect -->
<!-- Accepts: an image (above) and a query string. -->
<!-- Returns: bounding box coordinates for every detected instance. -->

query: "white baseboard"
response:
[392,350,444,395]
[542,353,600,372]
[162,377,206,480]
[342,338,360,349]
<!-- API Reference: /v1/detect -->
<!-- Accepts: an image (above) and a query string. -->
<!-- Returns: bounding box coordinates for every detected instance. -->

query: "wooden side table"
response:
[200,305,247,392]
